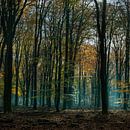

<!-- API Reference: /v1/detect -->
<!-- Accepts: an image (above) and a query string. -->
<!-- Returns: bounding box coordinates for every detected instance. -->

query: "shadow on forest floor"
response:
[0,108,130,130]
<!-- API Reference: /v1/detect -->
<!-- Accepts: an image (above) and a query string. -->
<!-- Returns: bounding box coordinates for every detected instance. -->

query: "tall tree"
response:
[124,0,130,110]
[94,0,108,114]
[1,0,27,113]
[63,0,70,109]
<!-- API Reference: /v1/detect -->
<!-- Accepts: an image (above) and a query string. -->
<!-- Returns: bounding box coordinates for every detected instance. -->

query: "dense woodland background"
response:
[0,0,129,117]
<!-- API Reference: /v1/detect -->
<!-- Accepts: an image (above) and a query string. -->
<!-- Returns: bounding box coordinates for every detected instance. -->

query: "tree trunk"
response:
[63,0,69,109]
[15,67,19,106]
[94,0,108,114]
[33,63,37,109]
[4,41,13,113]
[124,0,130,110]
[78,65,81,107]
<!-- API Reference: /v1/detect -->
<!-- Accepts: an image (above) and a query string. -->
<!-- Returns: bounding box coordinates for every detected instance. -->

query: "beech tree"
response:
[0,0,28,113]
[124,0,130,110]
[94,0,108,114]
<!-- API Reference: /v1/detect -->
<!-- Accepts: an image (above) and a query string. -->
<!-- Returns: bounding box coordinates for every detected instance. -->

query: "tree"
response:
[32,0,52,109]
[14,29,23,106]
[1,0,28,113]
[94,0,108,114]
[124,0,130,110]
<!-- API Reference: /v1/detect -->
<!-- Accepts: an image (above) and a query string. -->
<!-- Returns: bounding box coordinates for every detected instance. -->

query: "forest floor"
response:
[0,108,130,130]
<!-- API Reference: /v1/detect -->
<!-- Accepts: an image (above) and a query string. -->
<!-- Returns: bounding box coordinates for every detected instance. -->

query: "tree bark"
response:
[94,0,108,114]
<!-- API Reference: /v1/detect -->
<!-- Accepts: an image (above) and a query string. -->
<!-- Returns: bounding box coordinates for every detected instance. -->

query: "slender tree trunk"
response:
[4,41,13,113]
[15,42,20,106]
[39,74,43,106]
[26,68,30,106]
[42,72,46,106]
[124,0,130,110]
[15,67,19,106]
[30,68,34,106]
[115,50,120,100]
[33,63,37,109]
[0,43,5,70]
[100,37,108,114]
[56,43,62,111]
[96,57,101,108]
[55,44,58,111]
[94,0,108,114]
[25,79,30,107]
[78,65,81,107]
[83,75,86,106]
[63,0,69,109]
[33,0,38,109]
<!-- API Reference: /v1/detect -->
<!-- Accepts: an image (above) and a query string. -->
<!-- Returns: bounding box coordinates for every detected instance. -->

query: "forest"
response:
[0,0,130,129]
